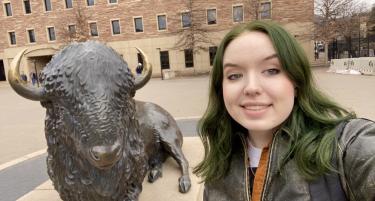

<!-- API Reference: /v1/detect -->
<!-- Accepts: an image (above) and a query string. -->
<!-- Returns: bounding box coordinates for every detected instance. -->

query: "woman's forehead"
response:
[223,31,277,64]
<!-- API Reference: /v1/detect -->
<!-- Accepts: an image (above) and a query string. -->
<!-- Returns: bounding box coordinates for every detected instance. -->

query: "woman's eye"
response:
[227,73,243,80]
[264,68,280,75]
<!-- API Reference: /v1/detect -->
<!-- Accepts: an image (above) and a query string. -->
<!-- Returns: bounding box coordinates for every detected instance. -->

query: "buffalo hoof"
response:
[178,175,191,193]
[148,168,162,183]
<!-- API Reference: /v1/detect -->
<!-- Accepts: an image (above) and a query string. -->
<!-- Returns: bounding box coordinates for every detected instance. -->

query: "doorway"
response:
[160,51,170,70]
[28,55,52,86]
[0,60,5,81]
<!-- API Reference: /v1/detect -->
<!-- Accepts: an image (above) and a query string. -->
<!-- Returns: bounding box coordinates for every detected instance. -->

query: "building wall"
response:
[0,0,314,80]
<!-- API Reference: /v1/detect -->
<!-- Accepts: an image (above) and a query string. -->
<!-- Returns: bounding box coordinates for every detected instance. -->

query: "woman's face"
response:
[222,31,295,139]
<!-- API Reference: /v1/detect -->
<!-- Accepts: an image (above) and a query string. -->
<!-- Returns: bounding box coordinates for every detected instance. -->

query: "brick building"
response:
[0,0,314,81]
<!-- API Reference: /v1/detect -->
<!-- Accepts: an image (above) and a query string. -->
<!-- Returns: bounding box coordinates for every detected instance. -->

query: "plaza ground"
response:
[0,67,374,200]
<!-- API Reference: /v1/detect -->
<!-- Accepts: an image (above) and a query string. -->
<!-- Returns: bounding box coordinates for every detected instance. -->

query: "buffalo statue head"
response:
[8,42,152,170]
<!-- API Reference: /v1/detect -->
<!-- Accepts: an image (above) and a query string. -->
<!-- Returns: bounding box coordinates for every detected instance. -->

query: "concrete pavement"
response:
[1,68,375,200]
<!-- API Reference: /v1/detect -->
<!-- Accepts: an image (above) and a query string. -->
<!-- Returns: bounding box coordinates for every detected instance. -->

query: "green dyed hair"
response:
[193,21,355,183]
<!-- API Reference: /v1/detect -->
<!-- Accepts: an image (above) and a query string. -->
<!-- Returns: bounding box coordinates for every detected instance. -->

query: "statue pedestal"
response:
[17,137,204,201]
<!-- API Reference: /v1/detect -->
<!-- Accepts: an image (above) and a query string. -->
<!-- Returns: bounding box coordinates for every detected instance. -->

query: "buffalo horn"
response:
[134,47,152,90]
[8,49,47,101]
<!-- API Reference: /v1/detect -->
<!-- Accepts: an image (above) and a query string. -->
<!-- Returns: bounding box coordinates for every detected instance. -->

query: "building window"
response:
[68,24,76,35]
[28,29,36,43]
[65,0,73,8]
[111,20,120,35]
[89,22,98,36]
[209,46,217,66]
[207,9,217,25]
[233,5,243,22]
[44,0,52,11]
[134,17,143,32]
[9,32,16,45]
[4,3,12,16]
[157,15,167,31]
[24,0,32,14]
[260,2,271,19]
[181,12,191,28]
[184,49,194,68]
[109,0,117,4]
[47,27,56,41]
[160,51,170,69]
[87,0,94,6]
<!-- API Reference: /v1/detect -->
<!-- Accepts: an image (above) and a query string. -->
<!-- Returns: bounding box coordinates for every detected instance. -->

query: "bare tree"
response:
[59,4,91,43]
[314,0,354,43]
[337,1,370,57]
[249,0,261,20]
[248,0,272,20]
[314,0,373,58]
[368,5,375,34]
[172,0,216,53]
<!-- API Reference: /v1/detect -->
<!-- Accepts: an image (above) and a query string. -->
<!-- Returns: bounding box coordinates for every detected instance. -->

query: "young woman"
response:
[194,21,375,201]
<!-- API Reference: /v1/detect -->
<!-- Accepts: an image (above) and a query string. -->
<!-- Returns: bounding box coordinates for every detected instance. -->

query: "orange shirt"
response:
[251,146,270,201]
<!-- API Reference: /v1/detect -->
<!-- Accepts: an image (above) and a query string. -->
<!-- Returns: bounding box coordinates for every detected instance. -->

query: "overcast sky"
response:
[362,0,375,8]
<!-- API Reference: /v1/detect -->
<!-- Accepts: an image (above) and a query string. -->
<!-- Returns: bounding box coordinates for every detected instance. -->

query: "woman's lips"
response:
[243,105,270,110]
[241,103,272,118]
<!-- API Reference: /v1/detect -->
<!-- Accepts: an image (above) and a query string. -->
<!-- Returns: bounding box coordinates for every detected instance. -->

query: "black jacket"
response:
[203,118,375,201]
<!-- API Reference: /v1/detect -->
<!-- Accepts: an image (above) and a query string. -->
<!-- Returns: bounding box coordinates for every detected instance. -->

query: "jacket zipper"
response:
[239,135,251,201]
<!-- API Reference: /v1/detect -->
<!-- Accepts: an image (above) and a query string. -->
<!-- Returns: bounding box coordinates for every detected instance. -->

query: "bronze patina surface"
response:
[8,41,191,201]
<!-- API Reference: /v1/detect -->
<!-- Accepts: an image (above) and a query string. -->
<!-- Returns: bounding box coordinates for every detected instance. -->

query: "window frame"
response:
[4,2,13,17]
[157,14,167,31]
[26,28,36,43]
[108,0,118,4]
[43,0,52,12]
[88,21,99,37]
[110,19,121,35]
[232,4,244,23]
[23,0,32,14]
[184,49,194,68]
[65,0,73,9]
[8,31,16,45]
[68,24,76,37]
[87,0,95,7]
[46,26,56,42]
[206,8,217,25]
[260,1,272,20]
[181,11,191,28]
[133,16,144,33]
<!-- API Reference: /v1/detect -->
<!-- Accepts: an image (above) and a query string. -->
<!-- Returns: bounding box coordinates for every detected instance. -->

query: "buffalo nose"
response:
[89,142,122,169]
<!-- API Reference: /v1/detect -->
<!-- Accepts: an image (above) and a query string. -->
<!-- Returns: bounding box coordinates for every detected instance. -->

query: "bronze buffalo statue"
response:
[8,41,191,201]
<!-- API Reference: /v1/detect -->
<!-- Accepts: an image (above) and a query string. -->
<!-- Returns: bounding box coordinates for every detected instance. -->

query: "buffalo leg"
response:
[161,140,191,193]
[147,151,167,183]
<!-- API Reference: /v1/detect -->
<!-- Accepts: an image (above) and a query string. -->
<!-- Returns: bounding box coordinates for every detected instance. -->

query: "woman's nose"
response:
[243,74,262,96]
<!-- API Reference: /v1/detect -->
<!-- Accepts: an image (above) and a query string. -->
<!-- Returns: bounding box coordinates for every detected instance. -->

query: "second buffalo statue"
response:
[8,41,191,201]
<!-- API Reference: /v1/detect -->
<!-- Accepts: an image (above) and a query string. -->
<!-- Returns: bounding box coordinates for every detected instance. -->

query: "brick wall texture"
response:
[0,0,313,52]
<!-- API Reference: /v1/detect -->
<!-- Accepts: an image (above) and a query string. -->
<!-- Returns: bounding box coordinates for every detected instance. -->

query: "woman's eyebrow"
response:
[223,62,240,69]
[223,54,278,68]
[263,53,278,61]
